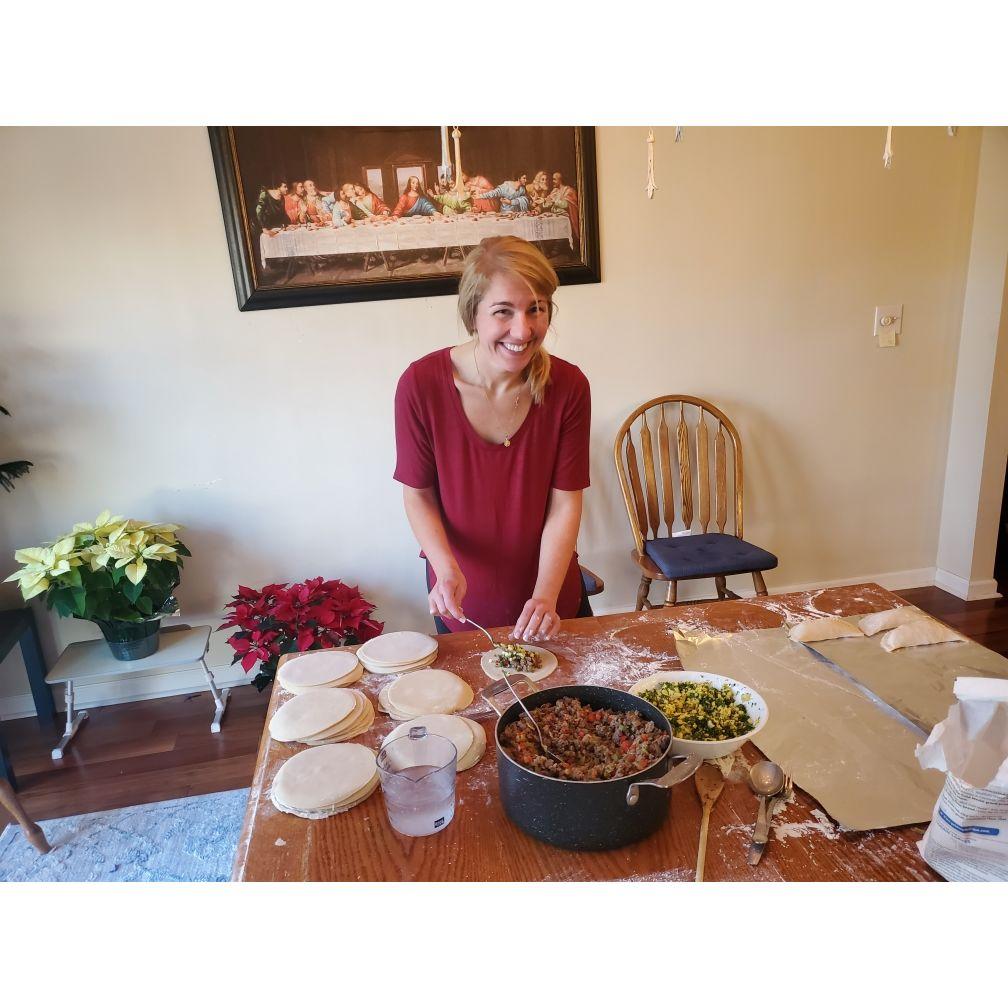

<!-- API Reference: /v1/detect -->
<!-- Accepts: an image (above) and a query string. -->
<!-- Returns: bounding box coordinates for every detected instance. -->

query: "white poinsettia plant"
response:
[4,510,191,623]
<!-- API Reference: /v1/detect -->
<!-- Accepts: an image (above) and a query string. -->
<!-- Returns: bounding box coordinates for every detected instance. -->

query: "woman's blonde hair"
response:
[457,236,558,404]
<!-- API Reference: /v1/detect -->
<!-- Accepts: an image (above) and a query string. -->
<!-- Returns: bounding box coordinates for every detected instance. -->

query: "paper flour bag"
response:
[915,677,1008,881]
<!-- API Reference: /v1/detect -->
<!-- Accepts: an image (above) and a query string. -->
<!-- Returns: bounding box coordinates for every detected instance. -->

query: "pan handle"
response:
[626,754,704,806]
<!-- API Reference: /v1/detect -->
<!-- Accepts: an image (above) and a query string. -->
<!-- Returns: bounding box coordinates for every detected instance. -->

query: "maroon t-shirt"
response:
[394,347,591,632]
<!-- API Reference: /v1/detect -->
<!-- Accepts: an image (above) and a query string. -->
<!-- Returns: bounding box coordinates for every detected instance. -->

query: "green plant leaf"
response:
[136,595,153,616]
[121,578,144,604]
[70,587,87,617]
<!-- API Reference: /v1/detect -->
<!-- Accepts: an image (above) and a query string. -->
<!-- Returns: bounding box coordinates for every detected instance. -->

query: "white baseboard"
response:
[590,567,940,616]
[934,569,1004,601]
[0,664,251,721]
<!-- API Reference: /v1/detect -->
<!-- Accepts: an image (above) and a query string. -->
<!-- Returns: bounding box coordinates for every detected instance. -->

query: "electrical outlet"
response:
[875,304,902,347]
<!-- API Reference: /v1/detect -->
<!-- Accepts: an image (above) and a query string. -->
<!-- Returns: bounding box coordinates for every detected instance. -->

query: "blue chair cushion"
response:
[643,533,778,581]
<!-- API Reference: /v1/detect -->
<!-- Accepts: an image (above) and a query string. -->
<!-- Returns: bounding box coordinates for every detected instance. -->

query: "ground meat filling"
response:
[500,697,669,781]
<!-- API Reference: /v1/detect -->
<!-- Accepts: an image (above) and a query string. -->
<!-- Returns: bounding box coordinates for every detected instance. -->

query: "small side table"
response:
[44,625,229,760]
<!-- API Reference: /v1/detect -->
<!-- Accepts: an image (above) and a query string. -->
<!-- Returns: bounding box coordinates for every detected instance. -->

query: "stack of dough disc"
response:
[277,649,363,694]
[356,631,438,676]
[270,743,378,819]
[268,688,375,745]
[378,668,474,721]
[382,714,487,772]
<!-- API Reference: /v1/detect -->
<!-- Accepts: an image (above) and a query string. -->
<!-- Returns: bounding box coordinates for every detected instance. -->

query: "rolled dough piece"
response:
[268,689,357,743]
[382,713,474,766]
[788,616,864,644]
[271,742,377,812]
[387,668,474,717]
[857,607,922,637]
[302,692,375,743]
[278,650,361,693]
[357,631,437,668]
[880,618,965,653]
[480,645,558,683]
[360,651,438,676]
[270,773,379,819]
[459,717,487,771]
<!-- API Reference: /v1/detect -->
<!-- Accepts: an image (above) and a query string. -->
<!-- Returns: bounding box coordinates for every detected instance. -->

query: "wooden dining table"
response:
[232,583,943,882]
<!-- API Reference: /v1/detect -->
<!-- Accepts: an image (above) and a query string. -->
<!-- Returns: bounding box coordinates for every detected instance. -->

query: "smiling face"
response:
[473,272,550,377]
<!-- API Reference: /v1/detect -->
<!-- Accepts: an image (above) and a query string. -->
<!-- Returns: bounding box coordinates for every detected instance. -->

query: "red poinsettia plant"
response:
[219,577,383,691]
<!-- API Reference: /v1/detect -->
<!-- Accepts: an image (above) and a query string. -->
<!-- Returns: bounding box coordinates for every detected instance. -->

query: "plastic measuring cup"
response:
[377,727,458,837]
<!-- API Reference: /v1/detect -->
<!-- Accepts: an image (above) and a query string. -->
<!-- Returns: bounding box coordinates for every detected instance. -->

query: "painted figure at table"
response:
[467,173,501,213]
[427,180,472,215]
[394,236,592,642]
[322,189,352,228]
[527,170,550,213]
[392,176,442,218]
[256,181,293,236]
[544,172,580,241]
[302,179,334,225]
[479,174,530,215]
[345,183,392,219]
[284,181,308,225]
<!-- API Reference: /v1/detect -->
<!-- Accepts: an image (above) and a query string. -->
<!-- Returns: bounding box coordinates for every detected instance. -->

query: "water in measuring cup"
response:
[381,764,455,837]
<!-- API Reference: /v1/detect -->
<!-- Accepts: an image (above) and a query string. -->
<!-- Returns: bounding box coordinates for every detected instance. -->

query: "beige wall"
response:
[937,126,1008,595]
[0,126,984,712]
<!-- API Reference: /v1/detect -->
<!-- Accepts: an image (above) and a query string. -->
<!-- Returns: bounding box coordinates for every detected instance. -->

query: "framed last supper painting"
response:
[209,126,600,311]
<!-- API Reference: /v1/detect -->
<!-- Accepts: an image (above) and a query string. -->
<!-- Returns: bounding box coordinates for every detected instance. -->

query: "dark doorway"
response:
[995,464,1008,594]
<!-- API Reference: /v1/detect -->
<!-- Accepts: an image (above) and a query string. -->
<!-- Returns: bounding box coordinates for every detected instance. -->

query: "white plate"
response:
[629,670,768,758]
[480,645,557,682]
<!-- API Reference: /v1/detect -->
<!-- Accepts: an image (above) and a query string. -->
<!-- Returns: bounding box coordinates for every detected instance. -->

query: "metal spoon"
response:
[747,760,785,866]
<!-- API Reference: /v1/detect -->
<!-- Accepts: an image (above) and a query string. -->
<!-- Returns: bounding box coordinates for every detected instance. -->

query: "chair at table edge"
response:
[579,564,604,598]
[613,393,774,610]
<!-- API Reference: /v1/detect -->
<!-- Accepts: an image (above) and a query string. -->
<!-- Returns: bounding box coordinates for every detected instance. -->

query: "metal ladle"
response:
[747,760,785,866]
[463,616,563,764]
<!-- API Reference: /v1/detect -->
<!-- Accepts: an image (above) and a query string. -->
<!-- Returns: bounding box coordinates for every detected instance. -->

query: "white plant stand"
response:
[45,625,227,760]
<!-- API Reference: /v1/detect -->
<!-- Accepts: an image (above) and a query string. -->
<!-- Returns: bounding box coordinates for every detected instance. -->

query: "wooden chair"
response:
[614,395,778,610]
[579,564,604,598]
[0,778,51,855]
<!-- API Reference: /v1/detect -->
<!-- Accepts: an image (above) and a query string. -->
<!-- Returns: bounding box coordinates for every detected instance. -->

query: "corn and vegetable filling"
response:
[638,681,755,741]
[493,643,541,676]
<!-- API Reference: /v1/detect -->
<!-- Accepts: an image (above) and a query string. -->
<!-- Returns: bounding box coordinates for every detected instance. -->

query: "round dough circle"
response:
[382,714,474,765]
[269,689,357,743]
[271,742,377,811]
[279,650,361,692]
[357,631,437,667]
[458,718,487,771]
[480,645,558,683]
[361,651,438,676]
[386,668,473,717]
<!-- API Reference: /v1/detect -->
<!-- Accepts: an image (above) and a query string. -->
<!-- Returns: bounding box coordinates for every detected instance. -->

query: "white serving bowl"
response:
[629,670,769,759]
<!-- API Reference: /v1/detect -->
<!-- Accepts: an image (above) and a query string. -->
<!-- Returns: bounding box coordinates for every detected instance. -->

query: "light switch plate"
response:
[875,304,903,347]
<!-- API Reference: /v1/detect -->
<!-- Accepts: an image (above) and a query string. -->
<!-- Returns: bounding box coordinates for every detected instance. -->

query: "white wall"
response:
[0,126,984,714]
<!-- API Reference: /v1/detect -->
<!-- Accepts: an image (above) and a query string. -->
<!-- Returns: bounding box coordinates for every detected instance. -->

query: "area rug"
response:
[0,788,248,882]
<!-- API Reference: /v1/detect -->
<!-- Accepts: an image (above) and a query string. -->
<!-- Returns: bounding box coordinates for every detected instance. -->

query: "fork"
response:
[772,772,794,817]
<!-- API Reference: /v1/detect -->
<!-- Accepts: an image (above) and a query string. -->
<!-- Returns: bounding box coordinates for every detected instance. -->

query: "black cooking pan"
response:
[484,680,702,851]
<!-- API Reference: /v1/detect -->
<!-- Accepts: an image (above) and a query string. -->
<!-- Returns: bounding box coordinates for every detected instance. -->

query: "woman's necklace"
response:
[472,341,524,447]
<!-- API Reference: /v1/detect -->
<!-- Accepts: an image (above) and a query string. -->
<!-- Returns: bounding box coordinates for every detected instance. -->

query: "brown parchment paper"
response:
[808,608,1008,734]
[674,627,944,831]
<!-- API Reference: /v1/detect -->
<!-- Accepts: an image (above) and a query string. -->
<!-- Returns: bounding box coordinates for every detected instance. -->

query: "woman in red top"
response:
[394,236,591,642]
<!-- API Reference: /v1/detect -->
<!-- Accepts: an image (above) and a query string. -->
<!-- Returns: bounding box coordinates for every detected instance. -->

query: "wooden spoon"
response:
[694,761,725,882]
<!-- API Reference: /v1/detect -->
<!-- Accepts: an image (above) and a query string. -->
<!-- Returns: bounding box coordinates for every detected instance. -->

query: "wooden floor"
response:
[2,584,1006,831]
